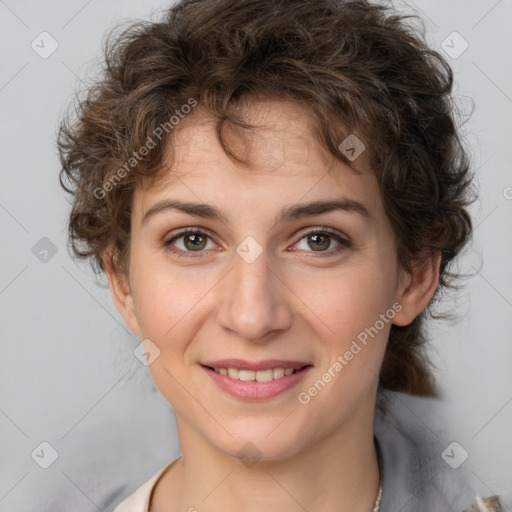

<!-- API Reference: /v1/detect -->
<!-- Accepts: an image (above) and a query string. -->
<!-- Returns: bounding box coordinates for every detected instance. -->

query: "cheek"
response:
[294,267,394,421]
[131,256,212,343]
[132,268,202,409]
[293,260,397,346]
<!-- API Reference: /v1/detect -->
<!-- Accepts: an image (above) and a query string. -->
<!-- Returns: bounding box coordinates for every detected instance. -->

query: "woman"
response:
[57,0,504,510]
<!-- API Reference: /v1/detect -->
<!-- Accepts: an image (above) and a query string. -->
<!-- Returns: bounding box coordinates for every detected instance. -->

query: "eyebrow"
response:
[141,198,371,226]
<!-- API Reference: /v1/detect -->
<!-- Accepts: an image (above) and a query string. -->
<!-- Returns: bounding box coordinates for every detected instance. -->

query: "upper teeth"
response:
[213,367,295,381]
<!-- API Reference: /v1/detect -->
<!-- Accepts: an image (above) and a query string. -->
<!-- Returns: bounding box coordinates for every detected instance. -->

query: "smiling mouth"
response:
[202,365,312,382]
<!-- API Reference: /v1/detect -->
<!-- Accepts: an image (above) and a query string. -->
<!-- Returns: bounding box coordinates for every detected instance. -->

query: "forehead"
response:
[134,101,383,223]
[161,101,339,177]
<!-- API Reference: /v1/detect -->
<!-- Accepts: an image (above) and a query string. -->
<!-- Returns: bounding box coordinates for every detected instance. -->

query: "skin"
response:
[106,101,440,512]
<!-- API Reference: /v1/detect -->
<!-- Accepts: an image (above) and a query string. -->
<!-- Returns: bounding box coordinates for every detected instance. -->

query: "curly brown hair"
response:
[58,0,474,397]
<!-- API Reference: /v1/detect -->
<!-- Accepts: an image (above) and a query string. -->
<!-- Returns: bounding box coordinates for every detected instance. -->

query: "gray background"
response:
[0,0,511,510]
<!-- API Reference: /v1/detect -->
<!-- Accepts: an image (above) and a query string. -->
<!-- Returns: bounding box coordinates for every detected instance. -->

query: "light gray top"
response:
[374,389,482,511]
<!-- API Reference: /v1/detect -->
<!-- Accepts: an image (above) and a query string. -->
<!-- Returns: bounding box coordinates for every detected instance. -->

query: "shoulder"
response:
[374,389,504,512]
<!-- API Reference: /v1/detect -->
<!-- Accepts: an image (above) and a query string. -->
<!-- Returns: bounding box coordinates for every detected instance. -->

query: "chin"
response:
[213,420,308,463]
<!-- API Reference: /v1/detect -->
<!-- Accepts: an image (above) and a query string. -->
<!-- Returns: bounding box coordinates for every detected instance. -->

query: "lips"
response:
[201,359,313,400]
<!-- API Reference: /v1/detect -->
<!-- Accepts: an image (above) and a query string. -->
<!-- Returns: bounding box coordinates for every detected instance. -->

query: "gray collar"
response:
[374,389,478,512]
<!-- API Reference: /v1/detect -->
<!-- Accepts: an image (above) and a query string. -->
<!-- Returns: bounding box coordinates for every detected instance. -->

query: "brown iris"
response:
[183,232,207,251]
[307,233,331,251]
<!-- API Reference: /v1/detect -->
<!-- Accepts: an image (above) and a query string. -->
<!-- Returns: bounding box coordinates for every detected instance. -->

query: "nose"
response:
[216,248,293,343]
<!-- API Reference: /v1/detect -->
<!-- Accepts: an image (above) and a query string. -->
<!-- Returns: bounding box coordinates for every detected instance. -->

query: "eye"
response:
[292,227,351,256]
[163,226,351,259]
[164,229,217,257]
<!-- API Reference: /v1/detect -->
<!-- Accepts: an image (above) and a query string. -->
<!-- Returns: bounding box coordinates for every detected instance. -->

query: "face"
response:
[111,101,417,462]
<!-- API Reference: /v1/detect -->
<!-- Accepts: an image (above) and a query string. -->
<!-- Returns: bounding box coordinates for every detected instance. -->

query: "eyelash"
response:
[163,227,351,259]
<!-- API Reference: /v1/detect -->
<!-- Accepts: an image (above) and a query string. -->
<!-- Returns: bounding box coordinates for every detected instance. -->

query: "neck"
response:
[165,401,381,512]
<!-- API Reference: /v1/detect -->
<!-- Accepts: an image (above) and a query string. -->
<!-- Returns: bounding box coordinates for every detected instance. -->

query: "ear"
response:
[103,249,141,337]
[392,250,442,327]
